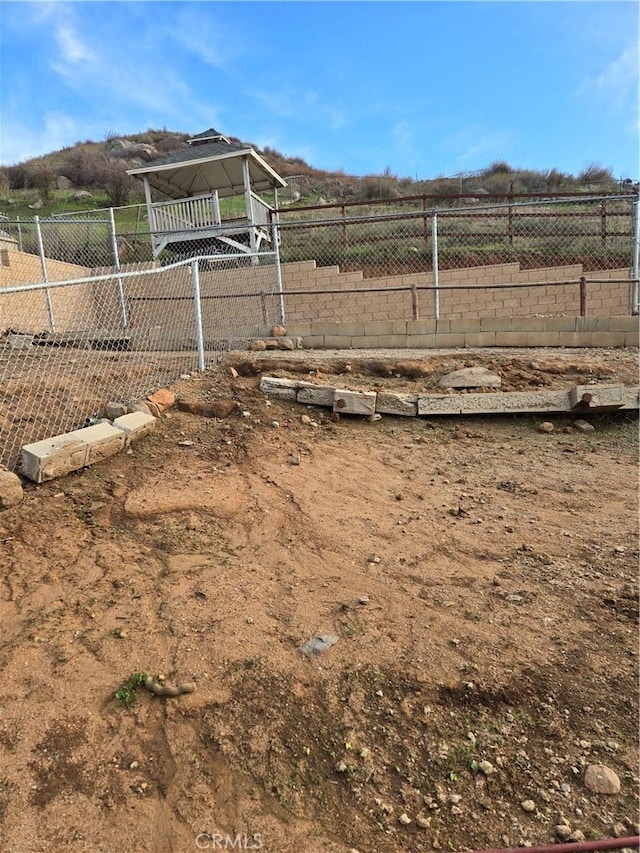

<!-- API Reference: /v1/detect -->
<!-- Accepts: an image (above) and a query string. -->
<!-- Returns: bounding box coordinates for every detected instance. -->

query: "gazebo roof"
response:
[127,131,287,200]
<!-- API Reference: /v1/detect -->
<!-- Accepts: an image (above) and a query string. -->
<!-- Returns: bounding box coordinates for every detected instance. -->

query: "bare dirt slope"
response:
[0,348,638,853]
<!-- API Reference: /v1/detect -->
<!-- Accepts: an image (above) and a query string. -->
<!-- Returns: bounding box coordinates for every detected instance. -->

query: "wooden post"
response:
[579,276,587,316]
[411,284,419,319]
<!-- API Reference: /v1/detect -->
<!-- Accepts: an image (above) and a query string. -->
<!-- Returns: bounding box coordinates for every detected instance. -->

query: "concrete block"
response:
[323,335,352,349]
[259,376,299,400]
[450,318,481,333]
[495,332,528,347]
[349,336,382,349]
[310,322,338,336]
[21,435,87,483]
[364,320,395,335]
[376,335,408,348]
[624,331,640,347]
[67,423,125,466]
[526,332,560,347]
[407,319,437,335]
[575,316,611,332]
[417,394,461,416]
[434,334,467,348]
[376,392,418,417]
[391,319,409,334]
[459,390,571,414]
[542,317,579,332]
[611,315,640,332]
[334,323,365,337]
[406,335,438,348]
[283,322,311,337]
[622,386,640,409]
[588,332,626,347]
[569,384,624,410]
[300,336,325,349]
[480,317,512,332]
[297,383,335,407]
[464,332,497,347]
[558,332,587,347]
[333,389,377,415]
[112,412,157,444]
[511,317,546,332]
[435,320,451,334]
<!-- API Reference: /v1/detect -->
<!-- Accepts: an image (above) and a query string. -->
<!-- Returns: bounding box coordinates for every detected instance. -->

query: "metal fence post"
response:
[34,215,56,333]
[630,193,639,316]
[191,259,206,372]
[432,212,440,320]
[16,216,23,251]
[108,208,128,329]
[272,218,286,324]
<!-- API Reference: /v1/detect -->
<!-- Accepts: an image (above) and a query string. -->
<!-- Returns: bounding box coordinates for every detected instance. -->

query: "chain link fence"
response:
[0,252,282,470]
[1,193,637,468]
[275,194,637,277]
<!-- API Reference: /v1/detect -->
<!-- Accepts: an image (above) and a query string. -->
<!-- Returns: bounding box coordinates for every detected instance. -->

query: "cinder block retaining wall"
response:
[280,261,631,321]
[1,250,635,344]
[0,249,98,332]
[284,315,639,350]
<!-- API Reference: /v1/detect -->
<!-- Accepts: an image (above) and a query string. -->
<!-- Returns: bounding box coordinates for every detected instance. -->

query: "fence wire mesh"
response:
[275,195,636,279]
[0,253,281,470]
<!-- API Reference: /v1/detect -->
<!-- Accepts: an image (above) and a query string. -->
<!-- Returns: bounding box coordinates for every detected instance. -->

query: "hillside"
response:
[0,128,623,218]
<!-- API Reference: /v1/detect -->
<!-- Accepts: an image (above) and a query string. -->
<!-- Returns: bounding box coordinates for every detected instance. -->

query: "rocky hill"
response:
[0,128,622,212]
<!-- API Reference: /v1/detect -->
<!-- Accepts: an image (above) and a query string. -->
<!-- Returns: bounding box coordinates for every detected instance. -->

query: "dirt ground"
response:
[0,347,638,853]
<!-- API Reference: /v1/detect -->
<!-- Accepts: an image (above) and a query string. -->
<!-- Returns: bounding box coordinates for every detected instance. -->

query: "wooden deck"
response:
[150,193,273,257]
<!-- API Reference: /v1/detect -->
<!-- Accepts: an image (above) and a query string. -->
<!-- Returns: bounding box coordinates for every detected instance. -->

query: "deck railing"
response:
[151,194,220,233]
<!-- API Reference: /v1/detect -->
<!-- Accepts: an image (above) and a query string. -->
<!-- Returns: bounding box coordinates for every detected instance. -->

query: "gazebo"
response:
[127,129,288,258]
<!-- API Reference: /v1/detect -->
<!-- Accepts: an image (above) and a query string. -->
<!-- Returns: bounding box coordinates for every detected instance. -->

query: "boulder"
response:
[0,470,23,509]
[584,764,621,795]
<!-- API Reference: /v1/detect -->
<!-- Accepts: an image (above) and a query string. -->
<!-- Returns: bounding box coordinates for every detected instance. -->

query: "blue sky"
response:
[1,1,638,180]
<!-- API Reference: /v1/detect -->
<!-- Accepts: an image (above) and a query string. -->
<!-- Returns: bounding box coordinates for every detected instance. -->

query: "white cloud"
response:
[56,25,95,64]
[577,44,639,107]
[0,113,80,164]
[442,126,517,170]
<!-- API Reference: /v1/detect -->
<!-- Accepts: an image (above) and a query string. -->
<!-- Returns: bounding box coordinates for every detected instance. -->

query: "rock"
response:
[28,198,44,210]
[478,760,495,776]
[367,413,382,422]
[584,763,621,794]
[289,455,301,466]
[265,339,279,350]
[104,402,128,420]
[415,812,432,829]
[0,470,23,508]
[147,388,176,414]
[128,401,153,417]
[398,813,412,825]
[251,340,267,351]
[538,421,555,433]
[56,175,73,190]
[295,336,304,349]
[300,634,339,655]
[176,399,239,419]
[271,324,287,337]
[301,415,313,425]
[521,799,536,813]
[278,338,295,350]
[228,367,239,379]
[73,190,93,201]
[555,825,572,840]
[439,366,501,389]
[574,419,595,432]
